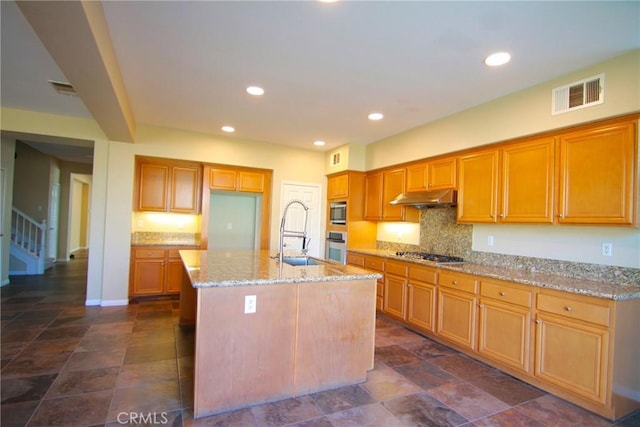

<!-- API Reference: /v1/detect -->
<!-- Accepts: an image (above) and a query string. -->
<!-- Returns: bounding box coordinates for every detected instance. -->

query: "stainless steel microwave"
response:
[329,202,346,225]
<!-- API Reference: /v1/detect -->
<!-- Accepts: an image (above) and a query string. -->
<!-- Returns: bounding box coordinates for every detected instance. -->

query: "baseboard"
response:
[85,299,102,306]
[100,299,129,307]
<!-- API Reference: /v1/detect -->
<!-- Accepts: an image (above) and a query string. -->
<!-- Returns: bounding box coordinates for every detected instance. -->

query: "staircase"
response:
[9,207,52,275]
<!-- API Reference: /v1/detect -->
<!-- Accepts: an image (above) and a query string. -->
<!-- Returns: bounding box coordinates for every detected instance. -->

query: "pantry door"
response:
[281,183,322,258]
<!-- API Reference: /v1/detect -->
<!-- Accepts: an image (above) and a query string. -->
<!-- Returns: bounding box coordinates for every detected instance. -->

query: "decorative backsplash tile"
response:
[377,208,639,286]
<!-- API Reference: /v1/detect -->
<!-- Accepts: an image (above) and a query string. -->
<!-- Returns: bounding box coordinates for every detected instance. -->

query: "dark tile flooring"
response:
[1,252,639,426]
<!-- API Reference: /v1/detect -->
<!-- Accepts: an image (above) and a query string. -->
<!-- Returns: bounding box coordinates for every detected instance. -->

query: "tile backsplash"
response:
[377,208,639,286]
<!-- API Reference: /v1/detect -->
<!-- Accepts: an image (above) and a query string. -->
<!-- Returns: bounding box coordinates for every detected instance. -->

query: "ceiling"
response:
[1,1,639,161]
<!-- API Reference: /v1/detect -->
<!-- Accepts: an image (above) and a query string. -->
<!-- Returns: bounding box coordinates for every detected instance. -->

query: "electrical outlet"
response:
[487,235,494,246]
[244,295,256,314]
[601,243,613,257]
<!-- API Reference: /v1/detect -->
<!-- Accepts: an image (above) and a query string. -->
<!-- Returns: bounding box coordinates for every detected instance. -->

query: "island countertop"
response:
[179,249,382,287]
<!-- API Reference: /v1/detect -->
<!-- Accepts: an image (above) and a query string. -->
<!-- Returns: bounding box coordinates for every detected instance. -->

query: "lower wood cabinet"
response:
[130,246,196,298]
[383,261,408,320]
[436,270,479,351]
[478,278,533,374]
[406,265,437,334]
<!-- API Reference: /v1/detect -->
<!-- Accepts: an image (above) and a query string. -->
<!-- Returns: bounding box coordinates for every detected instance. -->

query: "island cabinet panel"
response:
[557,120,636,225]
[295,279,376,393]
[478,279,533,374]
[457,149,500,223]
[194,284,298,418]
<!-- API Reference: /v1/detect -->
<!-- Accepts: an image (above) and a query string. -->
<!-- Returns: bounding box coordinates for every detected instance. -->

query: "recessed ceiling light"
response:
[368,112,384,121]
[313,140,326,146]
[246,86,264,96]
[484,52,511,67]
[221,126,235,133]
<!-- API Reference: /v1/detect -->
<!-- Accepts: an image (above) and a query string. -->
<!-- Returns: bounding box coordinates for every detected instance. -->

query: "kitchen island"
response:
[179,250,382,419]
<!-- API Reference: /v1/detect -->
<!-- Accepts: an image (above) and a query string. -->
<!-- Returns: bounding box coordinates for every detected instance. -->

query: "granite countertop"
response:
[348,249,640,301]
[131,232,200,247]
[179,250,382,288]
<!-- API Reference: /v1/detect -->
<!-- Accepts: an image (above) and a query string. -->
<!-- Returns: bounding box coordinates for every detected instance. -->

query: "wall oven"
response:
[329,201,347,225]
[325,231,347,264]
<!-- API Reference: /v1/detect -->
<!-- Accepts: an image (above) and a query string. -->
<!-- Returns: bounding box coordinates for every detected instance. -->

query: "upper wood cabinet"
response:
[407,157,457,192]
[210,168,265,193]
[327,173,350,200]
[500,137,556,224]
[136,158,201,213]
[457,149,500,223]
[365,168,419,222]
[557,120,636,225]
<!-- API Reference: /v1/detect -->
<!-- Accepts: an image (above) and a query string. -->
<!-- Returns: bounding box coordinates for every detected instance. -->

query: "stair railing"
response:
[11,207,47,272]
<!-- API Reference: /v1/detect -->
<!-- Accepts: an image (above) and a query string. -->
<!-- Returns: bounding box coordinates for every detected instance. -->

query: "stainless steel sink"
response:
[282,256,327,266]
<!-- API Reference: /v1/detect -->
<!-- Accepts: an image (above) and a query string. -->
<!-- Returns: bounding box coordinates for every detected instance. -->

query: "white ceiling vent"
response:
[552,74,603,115]
[48,80,77,96]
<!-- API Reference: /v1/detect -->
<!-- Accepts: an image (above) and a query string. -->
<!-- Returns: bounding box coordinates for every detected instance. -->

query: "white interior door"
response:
[281,183,322,257]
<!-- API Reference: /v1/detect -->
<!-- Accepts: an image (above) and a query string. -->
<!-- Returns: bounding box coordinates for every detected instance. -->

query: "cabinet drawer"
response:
[537,293,610,327]
[386,261,408,277]
[134,248,165,259]
[409,265,437,284]
[347,253,365,267]
[364,257,385,272]
[439,271,478,294]
[480,280,532,308]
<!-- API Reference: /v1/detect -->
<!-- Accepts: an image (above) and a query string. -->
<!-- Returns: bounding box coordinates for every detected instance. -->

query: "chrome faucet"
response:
[278,199,310,264]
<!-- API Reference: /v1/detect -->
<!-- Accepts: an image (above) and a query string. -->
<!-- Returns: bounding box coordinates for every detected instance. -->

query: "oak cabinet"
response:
[210,168,265,193]
[534,290,611,405]
[478,279,533,373]
[407,265,438,334]
[327,173,349,200]
[365,168,419,222]
[457,149,500,223]
[437,270,479,351]
[407,157,458,192]
[363,255,385,311]
[383,261,408,320]
[129,246,195,298]
[136,159,201,213]
[557,120,636,225]
[500,138,556,224]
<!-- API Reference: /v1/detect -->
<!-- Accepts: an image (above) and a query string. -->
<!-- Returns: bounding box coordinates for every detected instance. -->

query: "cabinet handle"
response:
[147,252,153,256]
[557,213,564,219]
[451,280,458,286]
[499,291,506,296]
[564,306,573,312]
[499,214,504,218]
[535,319,541,324]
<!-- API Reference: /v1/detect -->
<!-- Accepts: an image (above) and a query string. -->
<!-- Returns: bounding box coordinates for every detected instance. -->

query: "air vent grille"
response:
[552,73,603,115]
[48,80,77,96]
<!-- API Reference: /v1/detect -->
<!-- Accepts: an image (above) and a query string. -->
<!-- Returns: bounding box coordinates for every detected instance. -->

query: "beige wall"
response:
[58,164,93,261]
[12,141,54,222]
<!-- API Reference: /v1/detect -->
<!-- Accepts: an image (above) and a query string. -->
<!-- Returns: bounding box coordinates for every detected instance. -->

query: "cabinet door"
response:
[457,150,499,223]
[364,172,383,220]
[170,166,201,213]
[406,163,427,192]
[210,168,237,190]
[428,156,457,190]
[166,257,185,293]
[407,281,436,333]
[328,174,349,199]
[535,313,609,404]
[478,299,531,373]
[138,163,169,211]
[501,138,555,223]
[558,121,636,225]
[132,259,165,295]
[437,288,477,351]
[384,274,407,321]
[382,169,406,220]
[238,171,265,193]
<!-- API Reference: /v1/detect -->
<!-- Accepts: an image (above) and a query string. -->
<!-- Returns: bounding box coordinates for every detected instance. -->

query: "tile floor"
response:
[1,252,639,426]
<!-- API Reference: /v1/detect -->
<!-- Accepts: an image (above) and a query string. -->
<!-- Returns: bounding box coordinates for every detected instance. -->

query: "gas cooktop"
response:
[395,251,464,264]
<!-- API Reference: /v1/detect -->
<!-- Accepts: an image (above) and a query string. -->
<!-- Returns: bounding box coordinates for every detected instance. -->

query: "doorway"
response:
[281,182,322,258]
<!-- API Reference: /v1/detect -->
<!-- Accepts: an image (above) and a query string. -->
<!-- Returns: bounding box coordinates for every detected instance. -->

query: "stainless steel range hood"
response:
[389,189,457,209]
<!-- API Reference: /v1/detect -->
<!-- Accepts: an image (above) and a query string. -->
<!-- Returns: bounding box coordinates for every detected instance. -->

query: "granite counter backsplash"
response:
[131,232,200,246]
